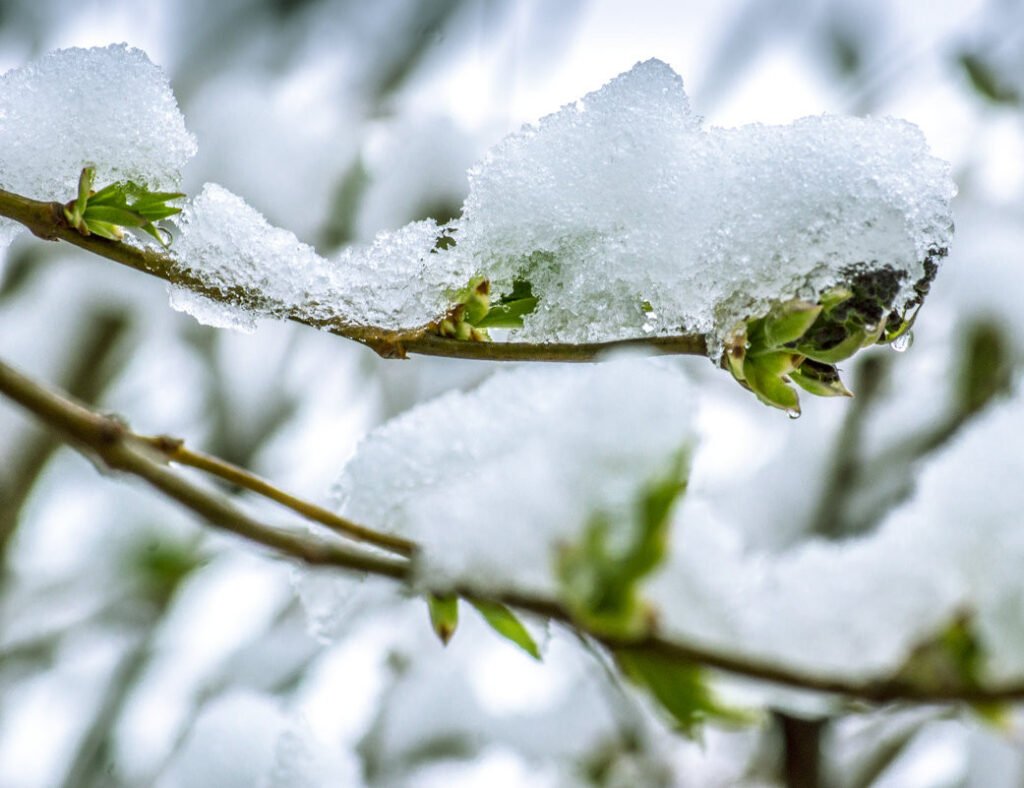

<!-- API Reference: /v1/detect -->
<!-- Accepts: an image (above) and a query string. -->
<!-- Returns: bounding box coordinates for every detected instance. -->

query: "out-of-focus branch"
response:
[809,353,890,538]
[817,320,1014,538]
[0,357,410,578]
[61,623,159,788]
[0,308,131,561]
[7,355,1024,706]
[0,186,709,362]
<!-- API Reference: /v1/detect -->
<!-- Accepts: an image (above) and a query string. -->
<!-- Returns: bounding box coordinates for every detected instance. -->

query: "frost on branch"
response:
[347,58,955,352]
[332,357,696,599]
[168,184,475,332]
[152,57,953,366]
[0,45,195,247]
[169,184,328,332]
[450,59,954,351]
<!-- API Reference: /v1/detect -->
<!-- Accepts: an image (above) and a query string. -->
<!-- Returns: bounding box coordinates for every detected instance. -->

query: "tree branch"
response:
[0,186,708,362]
[3,354,1024,706]
[0,357,410,579]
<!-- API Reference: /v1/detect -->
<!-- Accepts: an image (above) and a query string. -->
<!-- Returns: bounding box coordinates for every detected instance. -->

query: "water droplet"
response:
[890,331,914,353]
[787,408,801,420]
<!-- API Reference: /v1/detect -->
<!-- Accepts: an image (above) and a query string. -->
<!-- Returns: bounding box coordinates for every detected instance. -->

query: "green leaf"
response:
[426,594,459,646]
[742,353,801,413]
[475,280,539,329]
[85,183,128,207]
[818,285,853,312]
[789,360,853,398]
[744,350,799,375]
[128,189,187,206]
[128,537,202,606]
[133,204,183,221]
[763,300,822,347]
[469,599,540,660]
[475,295,538,328]
[959,53,1020,105]
[557,450,689,636]
[616,650,749,738]
[82,219,126,241]
[82,205,149,227]
[139,223,173,247]
[796,327,870,364]
[897,615,985,692]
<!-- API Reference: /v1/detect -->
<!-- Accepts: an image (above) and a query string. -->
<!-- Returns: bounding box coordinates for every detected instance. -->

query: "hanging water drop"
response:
[787,408,801,420]
[890,331,914,353]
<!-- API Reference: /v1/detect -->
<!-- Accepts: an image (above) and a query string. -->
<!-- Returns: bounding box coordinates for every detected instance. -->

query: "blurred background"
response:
[1,0,1023,785]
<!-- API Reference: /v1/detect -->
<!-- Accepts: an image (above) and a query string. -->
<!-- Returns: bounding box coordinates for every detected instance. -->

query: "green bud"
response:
[63,166,94,230]
[437,277,538,340]
[426,594,459,645]
[63,167,183,247]
[74,165,94,216]
[724,325,748,382]
[463,279,491,325]
[469,599,541,660]
[724,261,942,410]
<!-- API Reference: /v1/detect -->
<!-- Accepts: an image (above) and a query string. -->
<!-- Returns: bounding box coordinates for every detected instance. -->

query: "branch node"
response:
[152,434,185,455]
[96,415,127,446]
[364,336,408,359]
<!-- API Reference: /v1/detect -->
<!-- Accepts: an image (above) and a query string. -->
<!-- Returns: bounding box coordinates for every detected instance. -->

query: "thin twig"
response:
[61,623,159,788]
[0,186,708,362]
[136,435,413,557]
[6,355,1024,705]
